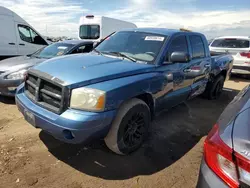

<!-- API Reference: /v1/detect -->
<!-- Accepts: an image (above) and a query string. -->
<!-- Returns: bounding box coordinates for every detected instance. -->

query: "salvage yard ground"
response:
[0,76,249,188]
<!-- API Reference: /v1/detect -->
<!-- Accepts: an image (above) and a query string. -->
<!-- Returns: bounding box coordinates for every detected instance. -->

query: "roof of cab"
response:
[120,28,200,36]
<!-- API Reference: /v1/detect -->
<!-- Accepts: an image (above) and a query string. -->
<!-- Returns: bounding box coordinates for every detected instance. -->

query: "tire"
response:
[203,75,225,100]
[104,98,151,155]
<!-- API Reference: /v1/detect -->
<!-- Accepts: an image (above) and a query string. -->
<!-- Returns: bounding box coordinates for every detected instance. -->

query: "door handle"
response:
[183,68,191,73]
[19,43,25,46]
[8,43,15,45]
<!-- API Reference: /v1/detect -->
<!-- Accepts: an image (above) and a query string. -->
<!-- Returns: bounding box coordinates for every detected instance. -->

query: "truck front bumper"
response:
[15,89,116,144]
[0,78,23,96]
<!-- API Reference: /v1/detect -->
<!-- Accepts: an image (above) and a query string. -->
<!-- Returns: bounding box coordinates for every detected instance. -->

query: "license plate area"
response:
[24,109,36,127]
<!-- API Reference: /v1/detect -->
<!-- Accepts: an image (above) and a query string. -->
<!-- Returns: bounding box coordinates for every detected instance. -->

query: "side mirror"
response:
[170,52,191,63]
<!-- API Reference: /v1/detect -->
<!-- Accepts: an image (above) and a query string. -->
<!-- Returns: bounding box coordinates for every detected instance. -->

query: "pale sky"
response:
[1,0,250,39]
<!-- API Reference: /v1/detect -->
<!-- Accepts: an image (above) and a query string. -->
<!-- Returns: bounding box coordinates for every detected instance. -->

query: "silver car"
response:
[197,84,250,187]
[210,36,250,75]
[0,40,93,96]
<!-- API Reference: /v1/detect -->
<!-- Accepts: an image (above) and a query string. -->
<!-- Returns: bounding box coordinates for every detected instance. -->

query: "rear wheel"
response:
[203,75,225,100]
[104,98,150,155]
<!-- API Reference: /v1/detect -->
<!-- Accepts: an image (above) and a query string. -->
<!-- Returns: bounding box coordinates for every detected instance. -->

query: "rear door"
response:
[187,35,211,98]
[0,15,18,57]
[15,24,47,55]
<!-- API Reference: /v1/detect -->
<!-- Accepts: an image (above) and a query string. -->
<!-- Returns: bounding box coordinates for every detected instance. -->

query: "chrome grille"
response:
[25,73,67,114]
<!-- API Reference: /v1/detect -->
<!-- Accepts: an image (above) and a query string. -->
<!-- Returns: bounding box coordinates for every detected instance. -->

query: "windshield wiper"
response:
[93,48,104,56]
[106,52,137,62]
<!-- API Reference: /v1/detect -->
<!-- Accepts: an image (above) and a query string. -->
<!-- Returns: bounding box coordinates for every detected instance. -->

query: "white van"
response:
[79,15,137,42]
[0,6,48,60]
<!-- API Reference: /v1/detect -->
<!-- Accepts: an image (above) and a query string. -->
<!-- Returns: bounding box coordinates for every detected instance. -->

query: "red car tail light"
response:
[204,124,239,188]
[240,52,250,58]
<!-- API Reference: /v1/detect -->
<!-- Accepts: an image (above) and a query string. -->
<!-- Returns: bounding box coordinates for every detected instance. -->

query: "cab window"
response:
[18,25,47,45]
[190,35,205,58]
[79,25,100,39]
[71,44,93,54]
[165,35,188,62]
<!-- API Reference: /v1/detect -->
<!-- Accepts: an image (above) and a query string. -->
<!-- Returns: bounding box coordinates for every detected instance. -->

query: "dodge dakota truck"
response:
[16,28,233,155]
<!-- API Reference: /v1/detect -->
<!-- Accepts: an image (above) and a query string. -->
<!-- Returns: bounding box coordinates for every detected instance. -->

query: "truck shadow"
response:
[0,96,15,105]
[39,88,239,180]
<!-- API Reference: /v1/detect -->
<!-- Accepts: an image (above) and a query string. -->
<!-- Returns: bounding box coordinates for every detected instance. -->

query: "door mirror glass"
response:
[170,52,190,63]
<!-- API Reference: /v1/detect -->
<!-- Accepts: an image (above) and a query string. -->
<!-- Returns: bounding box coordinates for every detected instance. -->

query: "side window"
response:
[190,35,205,59]
[71,44,93,54]
[18,25,47,45]
[18,25,32,43]
[166,35,188,62]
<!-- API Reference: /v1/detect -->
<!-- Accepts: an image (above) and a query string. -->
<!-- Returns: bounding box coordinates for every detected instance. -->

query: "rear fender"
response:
[210,55,233,80]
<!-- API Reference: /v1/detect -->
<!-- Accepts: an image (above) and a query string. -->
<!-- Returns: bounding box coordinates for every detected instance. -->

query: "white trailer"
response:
[0,6,48,60]
[79,15,137,42]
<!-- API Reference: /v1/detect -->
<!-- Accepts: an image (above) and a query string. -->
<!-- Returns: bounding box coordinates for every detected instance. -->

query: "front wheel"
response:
[104,98,150,155]
[203,75,225,100]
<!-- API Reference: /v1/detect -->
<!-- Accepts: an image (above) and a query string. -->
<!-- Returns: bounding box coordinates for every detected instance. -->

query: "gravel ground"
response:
[0,76,249,188]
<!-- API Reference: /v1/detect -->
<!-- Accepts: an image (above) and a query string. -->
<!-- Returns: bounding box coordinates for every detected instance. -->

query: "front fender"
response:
[85,72,164,111]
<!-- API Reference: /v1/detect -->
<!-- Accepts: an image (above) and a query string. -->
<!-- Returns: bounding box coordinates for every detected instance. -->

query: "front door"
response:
[154,34,192,111]
[15,23,47,55]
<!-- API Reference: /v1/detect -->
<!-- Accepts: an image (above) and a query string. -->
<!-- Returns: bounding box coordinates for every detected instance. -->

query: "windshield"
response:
[31,43,74,58]
[79,25,100,39]
[211,38,250,48]
[95,31,167,62]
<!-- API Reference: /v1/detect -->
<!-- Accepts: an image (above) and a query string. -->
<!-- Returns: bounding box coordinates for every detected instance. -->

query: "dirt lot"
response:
[0,76,249,188]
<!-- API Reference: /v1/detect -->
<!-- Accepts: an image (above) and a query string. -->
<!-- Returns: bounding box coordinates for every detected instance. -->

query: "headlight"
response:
[70,88,106,111]
[6,69,28,80]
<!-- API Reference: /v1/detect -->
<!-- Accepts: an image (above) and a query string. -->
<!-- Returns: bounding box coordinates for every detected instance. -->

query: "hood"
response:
[0,56,46,72]
[32,53,154,87]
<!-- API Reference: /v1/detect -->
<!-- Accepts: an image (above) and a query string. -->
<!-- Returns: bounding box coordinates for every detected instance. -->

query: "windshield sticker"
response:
[145,36,165,41]
[57,46,68,50]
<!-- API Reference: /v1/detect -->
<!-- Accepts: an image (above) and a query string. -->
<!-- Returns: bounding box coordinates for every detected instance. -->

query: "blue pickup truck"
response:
[16,28,233,155]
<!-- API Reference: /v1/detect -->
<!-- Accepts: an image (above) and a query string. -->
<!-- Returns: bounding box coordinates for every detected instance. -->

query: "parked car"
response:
[210,36,250,75]
[79,15,137,42]
[197,84,250,188]
[0,40,93,96]
[16,28,233,155]
[0,6,48,61]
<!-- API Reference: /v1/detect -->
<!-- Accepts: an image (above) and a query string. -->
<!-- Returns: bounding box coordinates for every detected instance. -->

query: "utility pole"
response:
[46,24,48,36]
